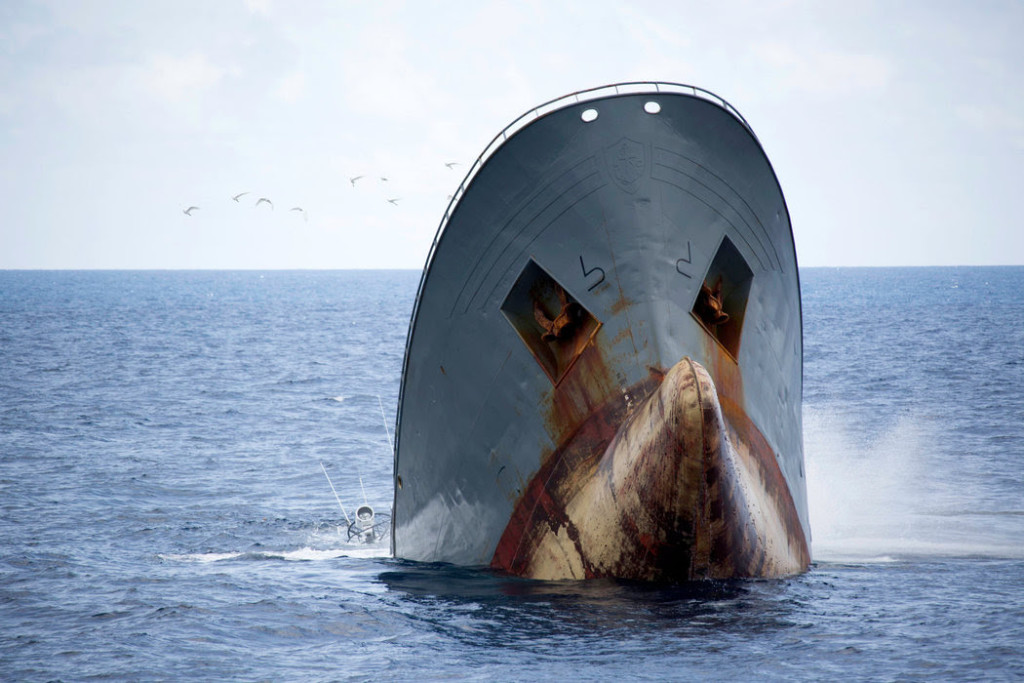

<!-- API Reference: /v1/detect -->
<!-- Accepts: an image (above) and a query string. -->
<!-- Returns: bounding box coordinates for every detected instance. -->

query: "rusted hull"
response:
[392,83,809,579]
[492,357,808,580]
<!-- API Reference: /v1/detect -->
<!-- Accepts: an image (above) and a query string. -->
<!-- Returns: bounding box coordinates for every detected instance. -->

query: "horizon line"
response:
[3,264,1024,272]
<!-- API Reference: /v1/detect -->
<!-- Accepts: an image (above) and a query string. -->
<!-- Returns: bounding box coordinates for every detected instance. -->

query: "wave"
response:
[805,407,1024,562]
[812,539,1024,563]
[159,545,390,563]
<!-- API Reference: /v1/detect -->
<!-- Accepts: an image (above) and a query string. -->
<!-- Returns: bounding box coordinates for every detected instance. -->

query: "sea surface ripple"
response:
[2,268,1022,680]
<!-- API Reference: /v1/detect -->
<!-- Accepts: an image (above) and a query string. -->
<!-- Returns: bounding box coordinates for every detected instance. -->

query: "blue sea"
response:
[2,268,1022,681]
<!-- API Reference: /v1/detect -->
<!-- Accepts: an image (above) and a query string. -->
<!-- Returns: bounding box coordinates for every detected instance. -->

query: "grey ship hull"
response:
[392,83,810,580]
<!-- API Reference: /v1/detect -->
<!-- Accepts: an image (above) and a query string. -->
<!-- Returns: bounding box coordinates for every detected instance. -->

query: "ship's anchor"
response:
[695,276,730,328]
[533,285,581,341]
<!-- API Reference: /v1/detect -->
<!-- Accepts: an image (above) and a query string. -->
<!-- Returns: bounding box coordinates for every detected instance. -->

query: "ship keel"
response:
[491,357,810,581]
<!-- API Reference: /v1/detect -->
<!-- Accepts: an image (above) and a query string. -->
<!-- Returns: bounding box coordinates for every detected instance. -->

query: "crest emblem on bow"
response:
[606,138,645,193]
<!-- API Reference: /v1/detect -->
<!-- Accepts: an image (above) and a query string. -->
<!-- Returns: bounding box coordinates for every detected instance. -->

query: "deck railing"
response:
[424,82,752,281]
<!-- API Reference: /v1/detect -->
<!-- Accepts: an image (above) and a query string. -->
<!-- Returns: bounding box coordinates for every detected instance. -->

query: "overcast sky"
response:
[1,0,1021,269]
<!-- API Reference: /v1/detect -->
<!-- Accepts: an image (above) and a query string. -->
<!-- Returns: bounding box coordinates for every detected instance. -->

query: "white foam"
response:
[158,552,243,563]
[805,406,1024,562]
[814,538,1024,564]
[159,545,390,564]
[261,546,390,561]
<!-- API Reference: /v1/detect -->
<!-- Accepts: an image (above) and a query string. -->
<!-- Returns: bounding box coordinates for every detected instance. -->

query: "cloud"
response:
[244,0,272,15]
[752,41,893,97]
[0,17,50,57]
[275,70,306,103]
[616,4,690,52]
[143,53,232,103]
[956,103,1024,150]
[331,16,461,132]
[956,103,1024,131]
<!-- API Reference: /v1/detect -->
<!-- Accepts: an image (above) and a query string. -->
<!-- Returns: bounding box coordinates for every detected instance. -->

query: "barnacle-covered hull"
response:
[392,83,810,579]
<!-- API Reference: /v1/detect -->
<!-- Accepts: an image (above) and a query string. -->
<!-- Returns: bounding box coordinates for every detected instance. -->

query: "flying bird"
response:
[183,206,199,216]
[232,192,249,202]
[349,175,364,187]
[290,207,307,222]
[386,198,400,206]
[445,162,459,169]
[379,177,388,182]
[256,197,273,210]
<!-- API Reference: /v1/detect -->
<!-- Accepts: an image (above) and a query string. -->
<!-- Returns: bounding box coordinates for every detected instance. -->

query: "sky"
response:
[1,0,1021,269]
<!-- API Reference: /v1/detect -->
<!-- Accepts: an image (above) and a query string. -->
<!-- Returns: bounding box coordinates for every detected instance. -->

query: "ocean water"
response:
[1,267,1022,680]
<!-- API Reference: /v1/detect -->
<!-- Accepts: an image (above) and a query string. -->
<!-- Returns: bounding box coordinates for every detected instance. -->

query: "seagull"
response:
[183,206,199,216]
[379,177,388,182]
[256,197,273,210]
[290,207,308,222]
[386,198,400,205]
[232,192,249,202]
[349,175,364,187]
[445,162,459,169]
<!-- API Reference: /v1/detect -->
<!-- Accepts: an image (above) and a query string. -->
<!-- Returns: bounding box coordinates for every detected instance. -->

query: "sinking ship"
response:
[391,82,810,581]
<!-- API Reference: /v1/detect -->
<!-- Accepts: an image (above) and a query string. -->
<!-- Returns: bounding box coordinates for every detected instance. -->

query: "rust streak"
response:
[492,355,808,581]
